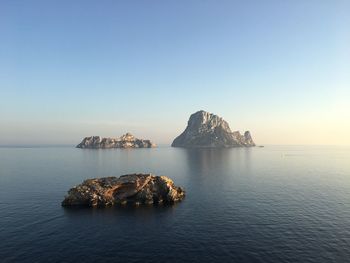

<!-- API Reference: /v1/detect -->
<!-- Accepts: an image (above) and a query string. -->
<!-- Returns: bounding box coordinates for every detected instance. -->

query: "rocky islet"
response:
[62,173,185,207]
[76,133,156,149]
[172,110,255,148]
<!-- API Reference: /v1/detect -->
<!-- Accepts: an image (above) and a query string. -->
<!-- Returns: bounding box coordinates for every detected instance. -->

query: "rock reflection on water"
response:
[62,203,177,221]
[183,147,253,175]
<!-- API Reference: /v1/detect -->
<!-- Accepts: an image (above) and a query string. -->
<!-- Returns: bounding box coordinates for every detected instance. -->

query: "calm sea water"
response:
[1,146,350,262]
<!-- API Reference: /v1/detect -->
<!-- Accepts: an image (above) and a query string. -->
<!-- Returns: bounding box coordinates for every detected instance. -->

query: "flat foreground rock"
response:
[62,174,185,207]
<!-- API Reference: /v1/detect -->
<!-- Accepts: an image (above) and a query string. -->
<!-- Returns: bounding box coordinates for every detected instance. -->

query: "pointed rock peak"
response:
[244,131,252,138]
[191,110,215,119]
[187,110,230,132]
[192,110,208,115]
[243,131,255,146]
[172,110,255,148]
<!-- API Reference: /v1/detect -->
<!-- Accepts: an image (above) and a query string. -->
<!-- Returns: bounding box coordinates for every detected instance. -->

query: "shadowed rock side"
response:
[172,110,255,148]
[76,133,156,149]
[62,174,185,207]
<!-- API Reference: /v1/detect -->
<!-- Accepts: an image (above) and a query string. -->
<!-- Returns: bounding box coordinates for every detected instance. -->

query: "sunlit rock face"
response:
[76,133,156,149]
[171,110,255,148]
[61,174,185,207]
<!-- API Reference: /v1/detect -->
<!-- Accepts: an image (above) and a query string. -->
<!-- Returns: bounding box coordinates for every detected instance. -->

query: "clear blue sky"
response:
[1,0,349,145]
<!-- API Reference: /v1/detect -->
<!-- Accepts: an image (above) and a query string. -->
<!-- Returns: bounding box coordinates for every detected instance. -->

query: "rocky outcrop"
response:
[172,110,255,148]
[76,133,156,149]
[62,174,185,207]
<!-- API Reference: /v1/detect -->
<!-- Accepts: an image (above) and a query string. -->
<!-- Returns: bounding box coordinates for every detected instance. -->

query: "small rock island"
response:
[76,133,156,149]
[172,110,255,148]
[62,173,185,207]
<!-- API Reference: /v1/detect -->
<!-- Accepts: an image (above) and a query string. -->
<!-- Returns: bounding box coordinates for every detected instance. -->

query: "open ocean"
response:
[1,145,350,262]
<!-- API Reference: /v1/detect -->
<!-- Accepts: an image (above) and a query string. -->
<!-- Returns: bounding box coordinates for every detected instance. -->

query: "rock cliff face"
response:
[76,133,156,149]
[171,110,255,148]
[62,174,185,207]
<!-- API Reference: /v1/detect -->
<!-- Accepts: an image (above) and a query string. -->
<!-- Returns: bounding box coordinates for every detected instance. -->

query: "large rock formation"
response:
[62,174,185,207]
[172,110,255,148]
[76,133,156,149]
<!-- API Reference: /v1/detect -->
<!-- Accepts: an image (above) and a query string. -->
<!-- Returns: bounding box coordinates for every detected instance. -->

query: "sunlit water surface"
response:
[1,146,350,262]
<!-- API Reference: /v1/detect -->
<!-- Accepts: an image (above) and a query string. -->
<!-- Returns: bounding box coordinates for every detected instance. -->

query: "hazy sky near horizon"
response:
[1,0,349,145]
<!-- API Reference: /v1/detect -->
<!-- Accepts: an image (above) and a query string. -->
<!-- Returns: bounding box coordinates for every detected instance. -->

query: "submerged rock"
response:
[76,133,156,149]
[172,110,255,148]
[62,174,185,207]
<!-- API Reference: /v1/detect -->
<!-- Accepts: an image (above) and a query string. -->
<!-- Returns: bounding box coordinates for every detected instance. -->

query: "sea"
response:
[1,145,350,262]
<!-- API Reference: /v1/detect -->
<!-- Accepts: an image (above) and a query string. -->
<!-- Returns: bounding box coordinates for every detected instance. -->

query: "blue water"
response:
[1,146,350,262]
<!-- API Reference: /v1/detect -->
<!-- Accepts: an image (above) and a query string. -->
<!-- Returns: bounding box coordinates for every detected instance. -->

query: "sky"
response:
[0,0,349,145]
